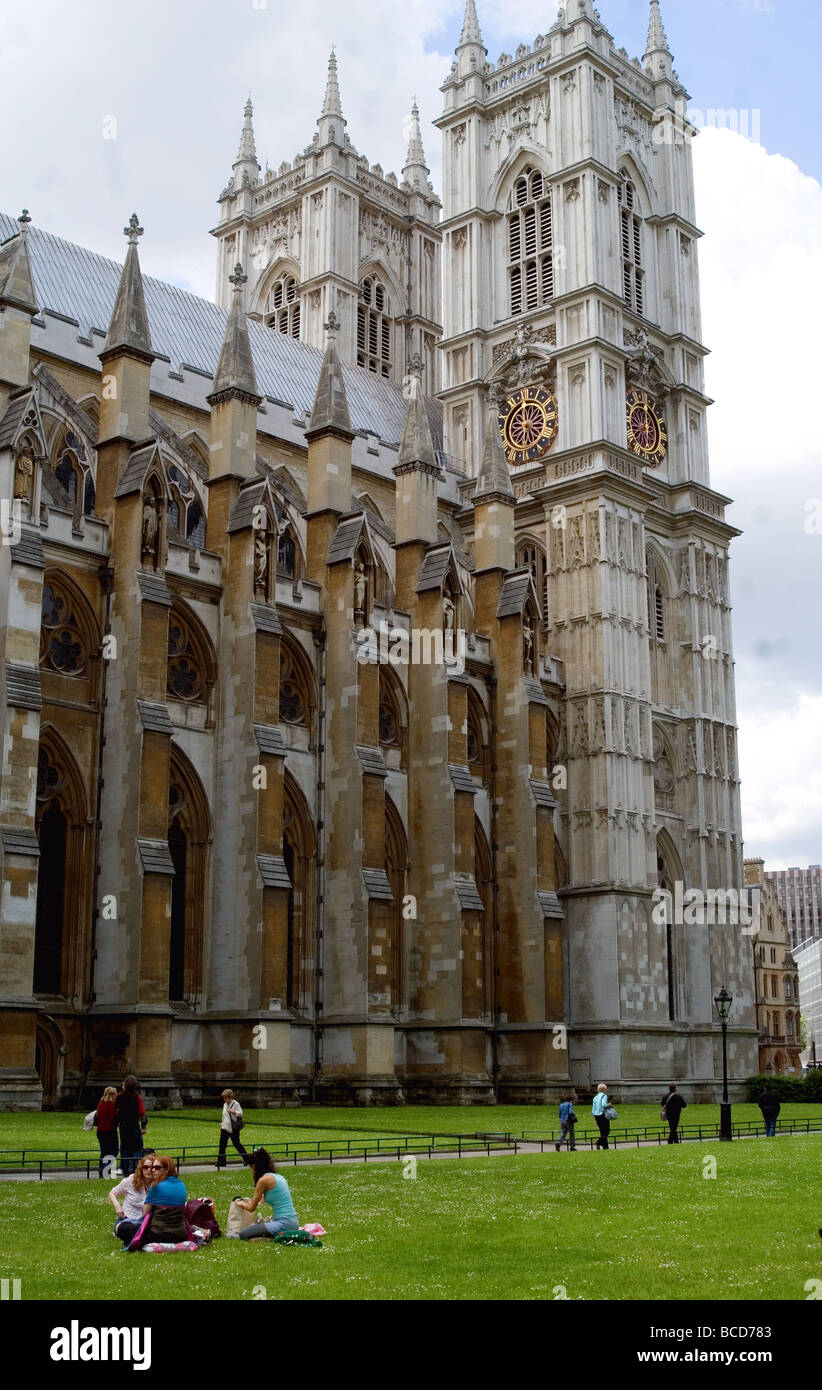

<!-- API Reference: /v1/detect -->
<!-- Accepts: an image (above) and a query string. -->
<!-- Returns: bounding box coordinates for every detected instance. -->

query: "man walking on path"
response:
[661,1083,687,1143]
[758,1082,781,1137]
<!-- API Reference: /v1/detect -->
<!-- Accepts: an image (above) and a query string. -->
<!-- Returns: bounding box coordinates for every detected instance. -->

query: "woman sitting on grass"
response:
[235,1148,300,1241]
[137,1155,188,1243]
[108,1152,155,1246]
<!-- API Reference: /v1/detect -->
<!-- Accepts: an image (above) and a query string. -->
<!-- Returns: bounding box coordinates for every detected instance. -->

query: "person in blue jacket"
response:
[592,1083,612,1149]
[555,1094,578,1151]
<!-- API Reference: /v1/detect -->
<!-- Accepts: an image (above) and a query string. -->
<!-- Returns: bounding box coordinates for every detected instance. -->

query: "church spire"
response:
[474,394,514,505]
[0,209,38,316]
[208,263,260,403]
[397,355,436,470]
[459,0,483,47]
[306,312,353,438]
[317,49,347,146]
[101,214,154,362]
[233,96,260,186]
[644,0,674,80]
[402,101,429,188]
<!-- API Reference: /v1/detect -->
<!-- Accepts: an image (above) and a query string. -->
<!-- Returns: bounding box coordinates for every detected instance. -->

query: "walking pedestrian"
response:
[217,1088,249,1168]
[661,1083,687,1144]
[592,1082,612,1149]
[95,1086,120,1177]
[758,1082,780,1137]
[555,1093,578,1151]
[115,1075,147,1176]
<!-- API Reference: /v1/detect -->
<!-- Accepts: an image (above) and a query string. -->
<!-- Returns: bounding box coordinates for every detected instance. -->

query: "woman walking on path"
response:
[234,1148,300,1241]
[217,1088,249,1168]
[115,1075,147,1176]
[95,1086,120,1177]
[592,1082,612,1149]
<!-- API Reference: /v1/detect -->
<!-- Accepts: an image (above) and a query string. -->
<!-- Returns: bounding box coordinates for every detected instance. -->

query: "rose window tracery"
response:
[167,613,203,702]
[40,581,88,676]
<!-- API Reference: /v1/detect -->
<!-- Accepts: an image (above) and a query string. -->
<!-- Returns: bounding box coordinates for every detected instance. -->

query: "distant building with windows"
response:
[744,859,802,1074]
[765,864,822,950]
[794,938,822,1068]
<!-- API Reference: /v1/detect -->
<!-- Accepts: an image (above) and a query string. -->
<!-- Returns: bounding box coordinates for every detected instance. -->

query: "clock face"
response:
[626,389,668,467]
[498,386,559,467]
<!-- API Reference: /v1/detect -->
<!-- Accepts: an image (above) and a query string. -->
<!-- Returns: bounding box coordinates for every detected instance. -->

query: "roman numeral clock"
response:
[625,388,668,468]
[498,385,559,466]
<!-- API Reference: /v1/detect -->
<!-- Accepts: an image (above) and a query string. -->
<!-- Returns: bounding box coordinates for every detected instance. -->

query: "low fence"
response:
[1,1114,820,1180]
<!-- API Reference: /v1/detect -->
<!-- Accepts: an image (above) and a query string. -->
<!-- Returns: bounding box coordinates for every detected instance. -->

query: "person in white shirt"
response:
[217,1089,249,1169]
[107,1152,155,1245]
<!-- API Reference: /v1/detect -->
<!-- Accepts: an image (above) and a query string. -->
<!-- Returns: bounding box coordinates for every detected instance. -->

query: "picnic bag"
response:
[185,1197,221,1239]
[226,1198,255,1237]
[83,1110,97,1131]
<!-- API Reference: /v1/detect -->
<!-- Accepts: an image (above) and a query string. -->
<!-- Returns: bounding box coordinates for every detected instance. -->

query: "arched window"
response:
[40,578,91,677]
[34,732,91,998]
[618,172,644,316]
[186,500,205,549]
[384,795,409,1012]
[281,774,316,1011]
[277,528,297,580]
[378,668,406,769]
[508,167,553,316]
[167,606,214,705]
[83,474,95,517]
[167,746,210,1006]
[516,539,548,620]
[55,452,80,504]
[279,640,313,729]
[264,274,301,339]
[358,276,392,377]
[467,687,490,786]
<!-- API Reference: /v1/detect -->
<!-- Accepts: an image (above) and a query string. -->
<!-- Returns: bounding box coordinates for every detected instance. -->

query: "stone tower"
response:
[438,0,757,1092]
[212,55,443,391]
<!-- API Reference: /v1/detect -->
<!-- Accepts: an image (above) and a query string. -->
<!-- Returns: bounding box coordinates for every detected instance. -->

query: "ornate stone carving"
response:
[13,445,35,503]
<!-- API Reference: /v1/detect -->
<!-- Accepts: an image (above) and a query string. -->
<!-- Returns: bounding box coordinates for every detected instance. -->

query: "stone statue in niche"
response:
[141,495,158,555]
[442,594,456,634]
[523,619,534,675]
[354,560,367,621]
[13,445,34,503]
[254,530,269,591]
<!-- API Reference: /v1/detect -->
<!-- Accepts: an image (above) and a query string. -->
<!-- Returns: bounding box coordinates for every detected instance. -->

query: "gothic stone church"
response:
[0,0,757,1109]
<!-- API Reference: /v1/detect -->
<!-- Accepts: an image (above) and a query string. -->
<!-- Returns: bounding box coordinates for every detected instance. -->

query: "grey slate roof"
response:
[0,214,442,451]
[137,700,174,735]
[5,662,42,710]
[116,443,160,498]
[256,853,291,889]
[250,602,283,636]
[538,890,564,920]
[253,723,286,757]
[9,528,44,569]
[363,867,393,902]
[454,872,484,911]
[137,571,172,606]
[138,838,175,874]
[448,763,477,794]
[0,825,40,856]
[497,568,536,619]
[327,513,367,567]
[530,779,557,809]
[417,542,456,593]
[227,481,266,533]
[523,677,551,707]
[357,745,387,778]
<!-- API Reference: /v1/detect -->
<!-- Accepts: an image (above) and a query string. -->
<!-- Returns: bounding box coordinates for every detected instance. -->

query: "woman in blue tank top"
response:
[235,1149,300,1240]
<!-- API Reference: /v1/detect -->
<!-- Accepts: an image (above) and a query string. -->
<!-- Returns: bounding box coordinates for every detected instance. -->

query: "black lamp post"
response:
[714,986,734,1141]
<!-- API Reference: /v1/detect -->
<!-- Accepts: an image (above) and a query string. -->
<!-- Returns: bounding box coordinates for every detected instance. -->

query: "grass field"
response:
[1,1102,820,1158]
[1,1137,820,1301]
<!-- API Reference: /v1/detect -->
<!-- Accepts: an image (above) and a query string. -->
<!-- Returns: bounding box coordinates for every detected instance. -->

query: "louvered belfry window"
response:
[508,168,554,317]
[357,277,392,378]
[618,173,644,316]
[264,275,301,339]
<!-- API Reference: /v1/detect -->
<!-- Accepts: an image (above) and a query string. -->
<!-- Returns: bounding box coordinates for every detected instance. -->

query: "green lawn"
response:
[2,1102,820,1159]
[1,1138,820,1301]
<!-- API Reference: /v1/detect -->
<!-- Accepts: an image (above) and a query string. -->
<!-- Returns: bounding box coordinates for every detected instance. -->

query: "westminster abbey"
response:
[0,1,757,1108]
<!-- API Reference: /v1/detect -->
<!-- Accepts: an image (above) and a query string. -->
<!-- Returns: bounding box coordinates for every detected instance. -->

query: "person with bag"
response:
[758,1082,781,1137]
[661,1083,687,1143]
[233,1148,300,1241]
[555,1093,578,1151]
[125,1155,189,1250]
[115,1075,147,1176]
[592,1082,615,1149]
[217,1088,249,1168]
[95,1086,120,1178]
[108,1153,155,1246]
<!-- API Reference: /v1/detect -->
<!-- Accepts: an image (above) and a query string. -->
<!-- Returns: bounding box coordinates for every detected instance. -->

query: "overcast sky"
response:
[1,0,820,870]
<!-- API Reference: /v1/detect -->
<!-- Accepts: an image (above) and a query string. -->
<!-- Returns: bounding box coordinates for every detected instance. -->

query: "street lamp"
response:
[714,986,734,1141]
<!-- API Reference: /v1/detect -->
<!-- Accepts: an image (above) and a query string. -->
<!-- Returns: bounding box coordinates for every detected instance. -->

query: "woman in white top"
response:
[108,1152,155,1245]
[217,1089,249,1169]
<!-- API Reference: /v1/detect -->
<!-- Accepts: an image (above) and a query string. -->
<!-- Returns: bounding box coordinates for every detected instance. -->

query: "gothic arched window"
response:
[83,473,95,517]
[186,500,205,549]
[618,172,644,316]
[55,452,80,504]
[507,167,553,316]
[516,539,548,620]
[358,276,392,378]
[167,608,209,704]
[264,275,301,339]
[40,579,89,676]
[279,642,310,727]
[277,528,297,579]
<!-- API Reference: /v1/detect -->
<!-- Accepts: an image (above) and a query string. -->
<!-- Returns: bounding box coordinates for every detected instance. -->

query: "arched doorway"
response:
[472,817,493,1018]
[283,774,316,1012]
[657,828,686,1022]
[385,795,409,1012]
[168,744,211,1005]
[34,730,91,999]
[35,1015,65,1108]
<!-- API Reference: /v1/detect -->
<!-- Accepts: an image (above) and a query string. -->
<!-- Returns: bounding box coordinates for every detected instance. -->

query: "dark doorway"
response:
[34,800,67,993]
[169,817,187,1000]
[283,833,295,1008]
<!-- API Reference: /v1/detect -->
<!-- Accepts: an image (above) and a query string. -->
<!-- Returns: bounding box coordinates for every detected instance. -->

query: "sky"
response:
[1,0,820,869]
